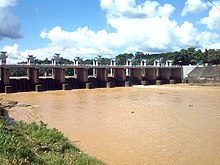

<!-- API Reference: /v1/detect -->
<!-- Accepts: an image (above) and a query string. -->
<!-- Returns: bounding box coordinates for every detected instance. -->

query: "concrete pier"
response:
[2,67,10,86]
[106,82,113,88]
[53,67,66,90]
[129,68,142,85]
[0,52,7,65]
[159,68,171,84]
[141,80,148,85]
[1,67,12,93]
[125,81,132,87]
[113,68,126,86]
[76,68,88,88]
[143,68,157,84]
[86,83,93,89]
[156,80,162,85]
[169,79,176,84]
[96,68,108,87]
[35,84,42,92]
[27,67,41,90]
[171,68,182,83]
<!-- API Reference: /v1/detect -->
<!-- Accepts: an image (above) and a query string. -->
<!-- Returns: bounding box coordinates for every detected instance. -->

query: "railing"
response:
[0,63,182,68]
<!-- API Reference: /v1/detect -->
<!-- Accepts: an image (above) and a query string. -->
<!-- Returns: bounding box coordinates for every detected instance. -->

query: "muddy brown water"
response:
[1,84,220,165]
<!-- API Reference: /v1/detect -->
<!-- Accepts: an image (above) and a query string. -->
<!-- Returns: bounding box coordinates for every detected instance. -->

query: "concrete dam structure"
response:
[187,65,220,86]
[0,52,183,93]
[0,65,183,93]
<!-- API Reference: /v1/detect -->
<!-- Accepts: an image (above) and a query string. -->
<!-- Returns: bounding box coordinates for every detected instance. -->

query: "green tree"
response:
[133,52,146,65]
[202,49,209,63]
[81,59,93,65]
[116,53,134,65]
[208,49,220,64]
[100,58,110,65]
[187,47,202,65]
[173,49,190,65]
[59,57,73,64]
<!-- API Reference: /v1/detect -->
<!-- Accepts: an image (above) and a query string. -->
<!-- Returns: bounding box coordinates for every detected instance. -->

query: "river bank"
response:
[0,100,105,164]
[1,84,220,165]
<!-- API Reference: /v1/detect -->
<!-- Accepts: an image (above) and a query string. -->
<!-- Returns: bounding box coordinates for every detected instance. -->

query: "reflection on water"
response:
[2,84,220,165]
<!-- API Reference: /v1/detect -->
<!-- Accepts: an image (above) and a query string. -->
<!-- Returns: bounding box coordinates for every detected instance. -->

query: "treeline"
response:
[18,47,220,66]
[114,48,220,66]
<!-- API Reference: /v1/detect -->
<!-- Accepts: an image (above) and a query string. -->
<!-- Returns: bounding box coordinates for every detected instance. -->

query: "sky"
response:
[0,0,220,63]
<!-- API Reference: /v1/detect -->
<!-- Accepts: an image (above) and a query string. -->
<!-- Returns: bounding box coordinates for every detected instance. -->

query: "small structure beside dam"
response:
[187,65,220,86]
[0,52,183,93]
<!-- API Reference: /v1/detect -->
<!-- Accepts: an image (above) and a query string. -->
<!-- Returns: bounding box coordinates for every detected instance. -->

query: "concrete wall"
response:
[113,68,126,86]
[143,68,156,84]
[159,68,171,83]
[53,68,65,89]
[65,77,78,89]
[76,68,88,88]
[27,68,40,85]
[0,68,3,92]
[96,68,108,82]
[182,65,200,79]
[10,78,32,92]
[187,65,220,85]
[129,68,142,85]
[40,78,57,90]
[171,68,183,83]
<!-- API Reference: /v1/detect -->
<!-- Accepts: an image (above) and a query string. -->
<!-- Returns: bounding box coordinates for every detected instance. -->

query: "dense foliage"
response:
[115,48,220,66]
[0,113,105,165]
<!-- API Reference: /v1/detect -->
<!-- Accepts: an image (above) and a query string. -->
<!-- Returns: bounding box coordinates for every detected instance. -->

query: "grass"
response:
[0,107,105,165]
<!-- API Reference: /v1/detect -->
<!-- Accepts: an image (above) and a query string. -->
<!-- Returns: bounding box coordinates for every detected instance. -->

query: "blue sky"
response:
[0,0,220,63]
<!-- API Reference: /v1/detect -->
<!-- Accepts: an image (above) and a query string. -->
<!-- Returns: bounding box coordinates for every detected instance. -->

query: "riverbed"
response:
[1,84,220,165]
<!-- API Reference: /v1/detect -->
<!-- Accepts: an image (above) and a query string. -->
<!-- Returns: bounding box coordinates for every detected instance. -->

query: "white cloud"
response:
[100,0,175,19]
[0,0,16,8]
[158,4,176,17]
[2,0,220,63]
[181,0,208,16]
[39,0,179,55]
[200,1,220,29]
[0,0,23,40]
[206,42,220,49]
[2,44,19,54]
[24,0,219,59]
[2,44,66,64]
[40,26,124,56]
[2,44,23,64]
[174,21,218,48]
[0,8,23,40]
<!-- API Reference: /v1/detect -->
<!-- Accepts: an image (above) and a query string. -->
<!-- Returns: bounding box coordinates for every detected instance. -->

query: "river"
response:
[1,84,220,165]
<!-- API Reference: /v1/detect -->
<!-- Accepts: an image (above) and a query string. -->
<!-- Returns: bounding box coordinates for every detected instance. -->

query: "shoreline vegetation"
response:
[0,100,105,165]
